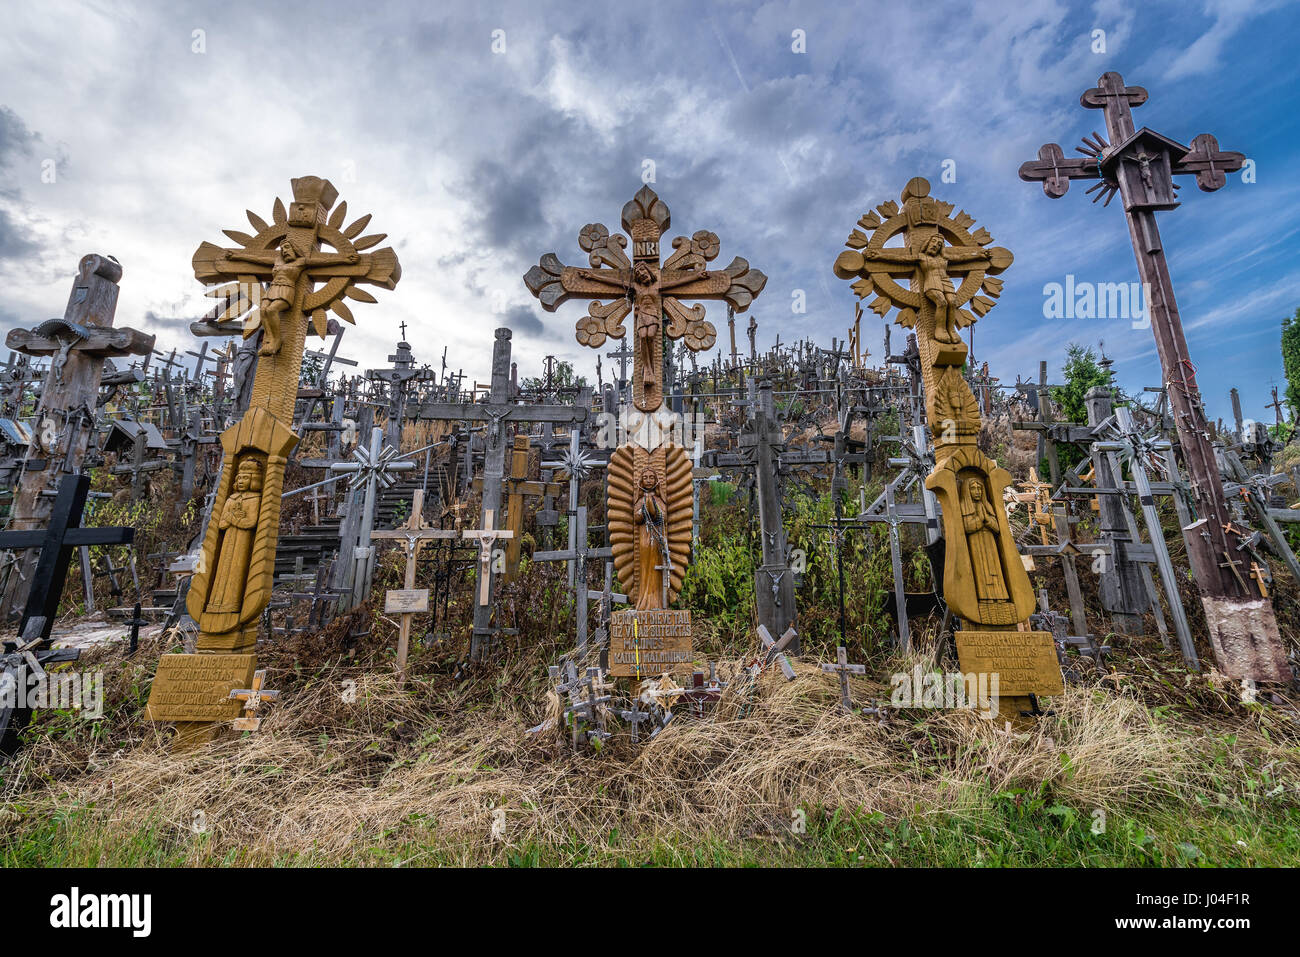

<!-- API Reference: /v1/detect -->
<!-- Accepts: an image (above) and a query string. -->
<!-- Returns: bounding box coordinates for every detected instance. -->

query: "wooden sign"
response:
[608,609,693,677]
[144,653,257,723]
[955,630,1063,697]
[384,588,429,614]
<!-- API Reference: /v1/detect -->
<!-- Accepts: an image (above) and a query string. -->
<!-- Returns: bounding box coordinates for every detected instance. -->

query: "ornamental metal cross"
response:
[524,185,768,413]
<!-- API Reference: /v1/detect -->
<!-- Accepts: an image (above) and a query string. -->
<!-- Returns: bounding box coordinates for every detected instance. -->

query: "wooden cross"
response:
[525,185,768,412]
[1019,73,1286,683]
[820,645,866,713]
[472,434,562,581]
[228,670,280,732]
[0,255,154,623]
[754,623,798,682]
[373,489,456,676]
[184,176,401,657]
[462,508,513,608]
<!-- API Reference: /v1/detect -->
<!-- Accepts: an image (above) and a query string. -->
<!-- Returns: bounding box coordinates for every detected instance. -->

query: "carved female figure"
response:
[634,467,667,609]
[206,458,264,615]
[960,476,1009,604]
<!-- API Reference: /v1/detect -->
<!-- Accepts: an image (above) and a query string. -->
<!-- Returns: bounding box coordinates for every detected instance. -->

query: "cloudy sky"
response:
[1,0,1297,422]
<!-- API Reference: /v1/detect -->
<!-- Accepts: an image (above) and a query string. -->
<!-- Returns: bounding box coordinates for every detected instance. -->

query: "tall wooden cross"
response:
[525,185,767,412]
[0,255,154,622]
[373,489,456,677]
[150,176,400,746]
[1019,72,1288,683]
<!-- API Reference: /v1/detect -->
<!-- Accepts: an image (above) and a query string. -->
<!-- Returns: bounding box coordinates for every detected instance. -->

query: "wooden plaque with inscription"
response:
[384,588,430,614]
[955,630,1063,697]
[144,653,257,723]
[608,609,693,678]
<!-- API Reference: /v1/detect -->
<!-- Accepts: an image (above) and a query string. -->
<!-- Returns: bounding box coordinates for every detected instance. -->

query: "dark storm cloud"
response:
[0,106,43,264]
[501,304,544,336]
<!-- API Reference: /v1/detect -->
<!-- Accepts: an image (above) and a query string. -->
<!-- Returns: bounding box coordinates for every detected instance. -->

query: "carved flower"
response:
[684,320,716,352]
[578,223,609,252]
[575,315,607,348]
[693,230,720,261]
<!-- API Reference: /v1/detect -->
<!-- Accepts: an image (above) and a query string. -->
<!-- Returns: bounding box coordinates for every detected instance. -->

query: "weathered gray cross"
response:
[820,645,866,713]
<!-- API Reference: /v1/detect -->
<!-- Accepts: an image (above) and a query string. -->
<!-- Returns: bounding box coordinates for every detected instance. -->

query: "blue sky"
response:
[1,0,1297,422]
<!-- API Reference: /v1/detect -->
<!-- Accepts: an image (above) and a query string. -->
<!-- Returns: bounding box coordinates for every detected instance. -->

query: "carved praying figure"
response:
[608,444,693,610]
[634,467,668,609]
[205,458,264,615]
[224,239,359,355]
[960,476,1009,604]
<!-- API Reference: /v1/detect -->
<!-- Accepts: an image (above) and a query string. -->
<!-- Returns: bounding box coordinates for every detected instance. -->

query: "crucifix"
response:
[228,670,280,732]
[369,338,432,448]
[150,176,400,746]
[372,489,456,677]
[472,433,563,581]
[525,185,767,413]
[0,255,154,622]
[1020,72,1287,682]
[462,508,513,622]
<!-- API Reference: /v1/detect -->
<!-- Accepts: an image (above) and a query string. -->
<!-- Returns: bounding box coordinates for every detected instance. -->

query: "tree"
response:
[1282,307,1300,423]
[1048,343,1119,473]
[521,359,587,395]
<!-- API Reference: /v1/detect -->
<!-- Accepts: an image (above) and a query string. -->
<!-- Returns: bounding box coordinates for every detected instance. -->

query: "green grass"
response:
[7,784,1296,868]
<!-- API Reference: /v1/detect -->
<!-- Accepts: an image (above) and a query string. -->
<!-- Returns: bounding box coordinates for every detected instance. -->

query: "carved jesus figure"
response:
[205,458,264,615]
[633,260,659,392]
[960,477,1009,604]
[225,239,359,356]
[873,234,991,345]
[634,467,667,609]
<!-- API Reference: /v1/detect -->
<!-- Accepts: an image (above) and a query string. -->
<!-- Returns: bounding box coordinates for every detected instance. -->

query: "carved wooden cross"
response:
[525,185,768,412]
[228,670,280,732]
[462,509,513,607]
[183,176,401,661]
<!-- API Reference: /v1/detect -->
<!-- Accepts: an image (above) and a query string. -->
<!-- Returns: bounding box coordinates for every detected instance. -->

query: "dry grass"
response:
[6,623,1276,866]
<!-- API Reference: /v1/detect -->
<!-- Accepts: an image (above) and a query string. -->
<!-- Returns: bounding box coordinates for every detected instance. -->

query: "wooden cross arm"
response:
[1019,143,1100,199]
[371,528,459,541]
[524,254,630,311]
[6,326,156,359]
[660,258,768,311]
[417,402,588,425]
[0,527,136,549]
[1173,134,1246,192]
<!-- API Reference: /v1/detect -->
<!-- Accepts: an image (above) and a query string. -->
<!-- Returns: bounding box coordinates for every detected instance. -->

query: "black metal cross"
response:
[0,473,135,643]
